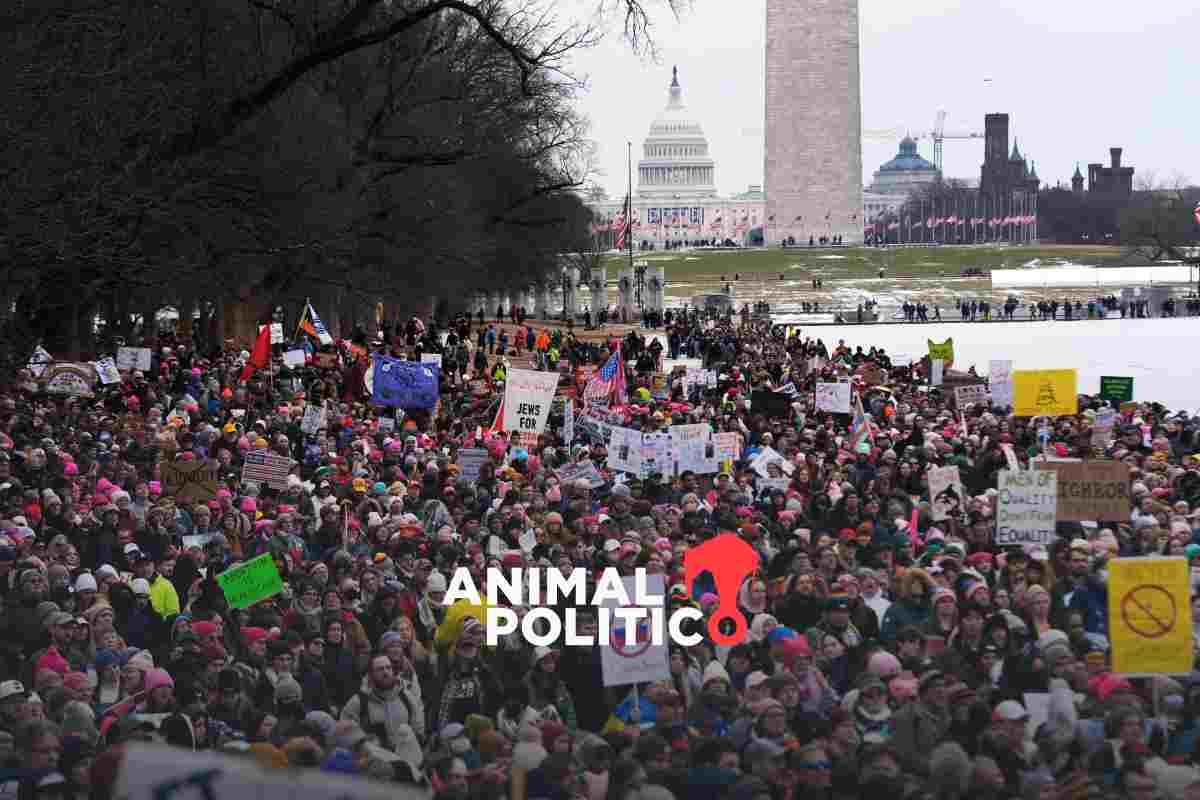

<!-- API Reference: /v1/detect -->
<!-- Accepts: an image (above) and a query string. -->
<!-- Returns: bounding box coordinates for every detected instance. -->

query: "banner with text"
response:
[502,369,559,434]
[997,470,1059,546]
[1034,460,1130,521]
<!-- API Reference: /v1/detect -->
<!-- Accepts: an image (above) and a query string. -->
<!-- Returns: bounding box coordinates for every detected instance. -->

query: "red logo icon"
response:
[684,534,759,645]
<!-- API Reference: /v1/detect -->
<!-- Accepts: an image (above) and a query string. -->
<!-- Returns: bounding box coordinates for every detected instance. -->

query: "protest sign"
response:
[640,432,673,477]
[927,338,954,366]
[454,448,490,482]
[758,477,791,499]
[1108,557,1193,675]
[563,400,574,446]
[600,574,671,687]
[1092,407,1117,447]
[1001,443,1021,472]
[575,410,613,447]
[182,533,219,550]
[752,389,793,418]
[930,359,944,386]
[116,347,153,372]
[815,382,852,413]
[421,353,443,368]
[282,349,306,368]
[751,446,794,478]
[954,384,989,408]
[43,363,96,396]
[996,470,1058,546]
[555,460,606,490]
[377,417,395,433]
[94,357,122,385]
[1099,376,1134,403]
[217,553,284,609]
[28,345,53,377]
[502,369,559,434]
[607,427,643,474]
[161,459,220,504]
[712,432,740,461]
[269,323,284,343]
[371,355,439,409]
[240,451,294,490]
[1013,369,1078,417]
[650,373,670,401]
[928,465,965,521]
[300,404,326,434]
[989,360,1014,408]
[1034,460,1130,521]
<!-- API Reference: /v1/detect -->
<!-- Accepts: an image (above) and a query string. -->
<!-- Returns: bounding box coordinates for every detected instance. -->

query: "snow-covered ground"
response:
[790,317,1200,411]
[992,265,1196,288]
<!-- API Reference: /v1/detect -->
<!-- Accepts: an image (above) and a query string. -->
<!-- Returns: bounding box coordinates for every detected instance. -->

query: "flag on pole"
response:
[1194,203,1200,226]
[296,302,334,346]
[239,324,272,383]
[849,392,870,452]
[584,344,627,406]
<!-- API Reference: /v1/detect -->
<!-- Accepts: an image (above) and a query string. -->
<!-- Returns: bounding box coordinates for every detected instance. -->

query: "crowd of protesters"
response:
[2,307,1200,800]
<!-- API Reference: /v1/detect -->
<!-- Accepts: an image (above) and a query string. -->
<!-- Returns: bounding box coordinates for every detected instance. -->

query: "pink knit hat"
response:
[143,668,174,693]
[37,648,70,676]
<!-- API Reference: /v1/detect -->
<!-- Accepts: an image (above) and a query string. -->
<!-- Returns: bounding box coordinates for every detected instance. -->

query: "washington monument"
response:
[764,0,864,245]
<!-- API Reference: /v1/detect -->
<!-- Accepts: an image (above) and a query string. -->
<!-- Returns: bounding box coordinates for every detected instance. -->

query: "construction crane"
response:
[929,109,983,173]
[863,111,983,173]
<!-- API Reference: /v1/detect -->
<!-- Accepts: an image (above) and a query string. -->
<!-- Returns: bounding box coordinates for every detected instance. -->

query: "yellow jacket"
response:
[149,573,180,618]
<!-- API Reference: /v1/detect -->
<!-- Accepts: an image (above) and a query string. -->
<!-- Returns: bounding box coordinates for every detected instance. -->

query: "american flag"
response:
[241,450,294,490]
[584,344,627,407]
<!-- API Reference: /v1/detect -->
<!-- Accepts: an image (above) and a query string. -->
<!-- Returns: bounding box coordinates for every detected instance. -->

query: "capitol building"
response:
[589,68,765,247]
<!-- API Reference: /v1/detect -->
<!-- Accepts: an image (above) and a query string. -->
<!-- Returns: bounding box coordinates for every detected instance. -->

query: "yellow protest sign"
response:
[1108,557,1192,674]
[1012,369,1077,417]
[927,338,954,366]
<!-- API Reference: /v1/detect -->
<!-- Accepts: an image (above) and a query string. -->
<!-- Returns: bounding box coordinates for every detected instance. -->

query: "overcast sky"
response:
[567,0,1198,200]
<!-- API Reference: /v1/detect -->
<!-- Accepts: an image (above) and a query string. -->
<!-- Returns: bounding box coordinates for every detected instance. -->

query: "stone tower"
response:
[764,0,864,245]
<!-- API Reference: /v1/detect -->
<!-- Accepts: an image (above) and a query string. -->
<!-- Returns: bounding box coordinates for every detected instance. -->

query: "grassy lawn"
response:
[602,244,1133,282]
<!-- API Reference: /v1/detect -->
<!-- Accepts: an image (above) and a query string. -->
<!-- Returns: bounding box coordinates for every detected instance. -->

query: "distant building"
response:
[588,68,764,247]
[864,135,940,222]
[979,113,1040,199]
[1086,148,1135,200]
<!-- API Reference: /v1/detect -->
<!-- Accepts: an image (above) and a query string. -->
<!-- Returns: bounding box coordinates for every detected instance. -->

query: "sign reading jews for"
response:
[996,470,1058,546]
[502,369,559,434]
[1108,557,1192,675]
[1034,460,1131,521]
[216,554,284,610]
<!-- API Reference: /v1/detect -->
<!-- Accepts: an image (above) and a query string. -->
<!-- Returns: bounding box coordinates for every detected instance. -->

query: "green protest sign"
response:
[1099,376,1133,403]
[216,554,283,610]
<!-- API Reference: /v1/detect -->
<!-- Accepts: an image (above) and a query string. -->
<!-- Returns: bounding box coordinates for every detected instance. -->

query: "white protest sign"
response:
[989,359,1013,407]
[94,357,122,385]
[607,427,643,475]
[282,349,306,368]
[671,423,717,475]
[1001,443,1021,471]
[600,574,671,687]
[928,465,965,521]
[1092,407,1117,447]
[502,368,559,434]
[815,381,852,413]
[116,743,431,800]
[563,400,574,446]
[758,477,791,499]
[712,432,740,461]
[378,417,395,433]
[955,384,989,408]
[116,347,152,372]
[421,353,443,368]
[997,470,1058,547]
[182,533,218,550]
[750,446,794,477]
[28,345,53,377]
[640,431,674,478]
[270,323,283,343]
[931,359,944,386]
[455,448,490,482]
[300,405,326,434]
